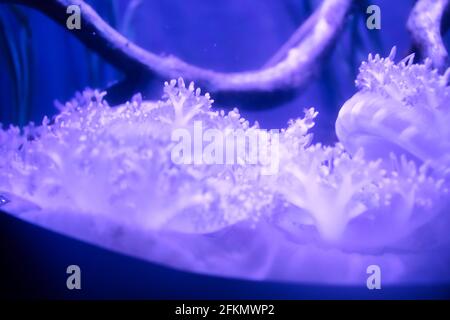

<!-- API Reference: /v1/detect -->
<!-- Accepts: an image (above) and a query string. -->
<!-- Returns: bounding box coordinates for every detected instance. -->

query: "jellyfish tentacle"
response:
[407,0,450,71]
[0,0,355,95]
[336,49,450,170]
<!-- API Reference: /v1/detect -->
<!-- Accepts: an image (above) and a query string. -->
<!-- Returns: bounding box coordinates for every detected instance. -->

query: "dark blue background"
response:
[2,209,450,299]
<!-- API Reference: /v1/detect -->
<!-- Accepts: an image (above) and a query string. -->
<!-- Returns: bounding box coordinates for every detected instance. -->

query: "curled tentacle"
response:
[336,47,450,171]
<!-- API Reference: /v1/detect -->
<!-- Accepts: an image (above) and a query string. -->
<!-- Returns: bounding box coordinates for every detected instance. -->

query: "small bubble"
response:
[0,194,10,207]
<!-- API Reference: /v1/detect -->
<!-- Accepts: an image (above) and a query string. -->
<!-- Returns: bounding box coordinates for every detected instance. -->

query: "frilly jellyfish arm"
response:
[335,48,450,170]
[407,0,450,71]
[0,0,354,94]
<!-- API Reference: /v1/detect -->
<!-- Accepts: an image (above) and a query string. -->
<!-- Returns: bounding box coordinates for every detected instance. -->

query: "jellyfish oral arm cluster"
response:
[1,50,450,285]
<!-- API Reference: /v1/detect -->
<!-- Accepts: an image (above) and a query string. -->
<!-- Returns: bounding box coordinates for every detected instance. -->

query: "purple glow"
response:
[0,51,449,285]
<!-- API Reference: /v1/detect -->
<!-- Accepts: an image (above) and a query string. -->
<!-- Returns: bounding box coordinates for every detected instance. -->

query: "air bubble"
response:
[0,194,10,207]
